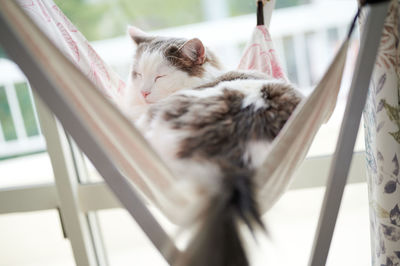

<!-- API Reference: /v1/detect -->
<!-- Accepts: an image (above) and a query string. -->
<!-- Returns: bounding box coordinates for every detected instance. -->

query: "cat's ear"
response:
[128,26,153,45]
[180,38,206,65]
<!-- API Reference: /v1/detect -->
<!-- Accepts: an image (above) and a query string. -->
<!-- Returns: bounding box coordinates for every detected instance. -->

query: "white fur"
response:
[179,86,223,98]
[242,140,272,169]
[221,80,266,109]
[180,79,269,110]
[178,75,271,101]
[242,88,267,110]
[124,49,222,121]
[135,111,223,193]
[212,79,290,110]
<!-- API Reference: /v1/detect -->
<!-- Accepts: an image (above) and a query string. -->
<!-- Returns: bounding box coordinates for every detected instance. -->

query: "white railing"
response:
[0,0,358,158]
[0,59,45,158]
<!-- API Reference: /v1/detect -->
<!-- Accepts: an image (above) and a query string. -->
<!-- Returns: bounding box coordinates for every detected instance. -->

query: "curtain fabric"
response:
[363,1,400,265]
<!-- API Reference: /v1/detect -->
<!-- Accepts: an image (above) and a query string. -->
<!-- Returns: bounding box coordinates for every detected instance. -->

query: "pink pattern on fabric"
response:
[18,0,48,25]
[36,0,50,22]
[238,26,286,80]
[241,44,261,69]
[87,43,111,91]
[19,0,34,7]
[268,50,285,79]
[56,23,79,62]
[117,80,126,94]
[260,51,272,76]
[17,0,124,102]
[257,25,272,42]
[52,5,77,32]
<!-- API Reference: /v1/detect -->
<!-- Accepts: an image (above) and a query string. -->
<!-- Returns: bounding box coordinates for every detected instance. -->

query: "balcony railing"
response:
[0,59,45,158]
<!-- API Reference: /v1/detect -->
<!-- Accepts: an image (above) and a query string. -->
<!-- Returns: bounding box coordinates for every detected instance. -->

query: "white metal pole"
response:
[34,94,99,266]
[0,5,179,265]
[308,2,390,265]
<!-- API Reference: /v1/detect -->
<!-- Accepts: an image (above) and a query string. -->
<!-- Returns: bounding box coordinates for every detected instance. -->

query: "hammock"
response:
[0,0,387,264]
[1,0,348,239]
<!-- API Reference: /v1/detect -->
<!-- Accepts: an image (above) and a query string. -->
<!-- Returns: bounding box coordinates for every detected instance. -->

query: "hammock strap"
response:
[347,0,389,39]
[257,0,264,25]
[256,0,275,28]
[347,7,362,39]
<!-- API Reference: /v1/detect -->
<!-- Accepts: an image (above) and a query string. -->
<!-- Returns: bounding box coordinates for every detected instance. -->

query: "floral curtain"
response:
[363,1,400,265]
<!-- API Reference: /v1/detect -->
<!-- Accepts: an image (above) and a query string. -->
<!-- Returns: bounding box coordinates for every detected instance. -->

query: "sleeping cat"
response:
[125,26,303,266]
[123,26,223,120]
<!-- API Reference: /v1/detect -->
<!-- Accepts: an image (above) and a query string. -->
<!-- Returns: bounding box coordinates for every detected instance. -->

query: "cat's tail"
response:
[177,168,265,266]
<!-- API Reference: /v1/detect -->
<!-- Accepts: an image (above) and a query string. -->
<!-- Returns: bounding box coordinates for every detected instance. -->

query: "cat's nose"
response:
[141,91,150,98]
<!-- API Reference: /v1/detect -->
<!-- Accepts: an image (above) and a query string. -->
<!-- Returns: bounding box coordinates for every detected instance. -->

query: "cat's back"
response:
[137,72,302,161]
[134,71,303,193]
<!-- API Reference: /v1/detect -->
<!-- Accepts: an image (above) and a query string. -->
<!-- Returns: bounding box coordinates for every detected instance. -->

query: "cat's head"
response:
[126,26,222,104]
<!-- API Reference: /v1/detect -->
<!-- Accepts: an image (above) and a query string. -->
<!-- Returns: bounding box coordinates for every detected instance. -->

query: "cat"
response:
[125,26,303,266]
[123,26,224,120]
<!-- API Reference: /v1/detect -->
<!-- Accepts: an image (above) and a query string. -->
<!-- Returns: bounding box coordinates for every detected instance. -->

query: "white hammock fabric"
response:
[237,22,349,212]
[0,0,350,224]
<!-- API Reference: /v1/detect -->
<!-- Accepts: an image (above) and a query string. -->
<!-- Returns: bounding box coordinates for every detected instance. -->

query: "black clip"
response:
[257,0,264,26]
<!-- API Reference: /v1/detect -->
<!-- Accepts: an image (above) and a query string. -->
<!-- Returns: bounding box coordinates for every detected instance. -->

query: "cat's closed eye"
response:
[132,71,142,78]
[154,75,166,82]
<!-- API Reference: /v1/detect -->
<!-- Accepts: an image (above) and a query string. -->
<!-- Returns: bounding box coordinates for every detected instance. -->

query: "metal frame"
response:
[0,2,178,265]
[0,1,388,266]
[34,94,103,266]
[0,184,58,214]
[308,2,390,265]
[0,151,368,214]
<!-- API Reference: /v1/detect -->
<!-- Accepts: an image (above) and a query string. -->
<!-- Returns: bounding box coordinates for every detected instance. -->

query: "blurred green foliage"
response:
[54,0,203,41]
[54,0,308,41]
[275,0,310,9]
[0,83,40,141]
